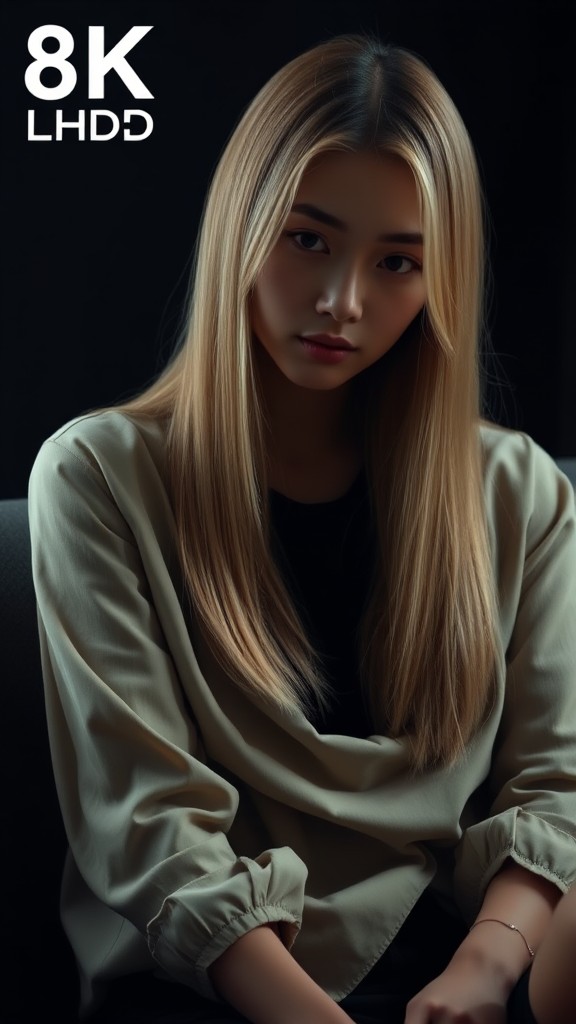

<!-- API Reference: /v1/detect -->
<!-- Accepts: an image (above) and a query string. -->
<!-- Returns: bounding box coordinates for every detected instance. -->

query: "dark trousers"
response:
[89,892,537,1024]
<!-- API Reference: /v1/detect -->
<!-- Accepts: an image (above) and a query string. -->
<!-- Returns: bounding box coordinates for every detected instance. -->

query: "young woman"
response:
[28,33,576,1024]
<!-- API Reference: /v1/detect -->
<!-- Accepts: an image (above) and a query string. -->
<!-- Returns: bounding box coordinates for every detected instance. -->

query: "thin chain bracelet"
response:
[469,918,535,959]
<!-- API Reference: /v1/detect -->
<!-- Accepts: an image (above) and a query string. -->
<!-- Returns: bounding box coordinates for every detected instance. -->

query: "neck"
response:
[255,343,363,501]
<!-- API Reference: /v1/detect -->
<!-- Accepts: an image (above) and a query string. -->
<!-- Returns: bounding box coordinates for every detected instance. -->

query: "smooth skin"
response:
[210,863,560,1024]
[251,149,425,503]
[527,882,576,1024]
[210,151,564,1023]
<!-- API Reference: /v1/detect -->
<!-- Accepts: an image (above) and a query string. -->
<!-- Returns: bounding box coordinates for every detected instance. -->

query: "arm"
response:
[463,859,560,982]
[405,861,560,1023]
[407,440,576,1023]
[28,422,307,1002]
[209,925,354,1024]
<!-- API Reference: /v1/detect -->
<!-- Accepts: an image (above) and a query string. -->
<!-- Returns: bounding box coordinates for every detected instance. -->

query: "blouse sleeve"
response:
[28,431,307,1000]
[454,434,576,920]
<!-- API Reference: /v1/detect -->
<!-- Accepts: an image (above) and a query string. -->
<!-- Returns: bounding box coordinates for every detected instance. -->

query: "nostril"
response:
[315,292,362,323]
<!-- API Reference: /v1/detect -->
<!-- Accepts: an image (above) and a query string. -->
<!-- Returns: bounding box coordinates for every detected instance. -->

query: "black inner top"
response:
[268,472,377,737]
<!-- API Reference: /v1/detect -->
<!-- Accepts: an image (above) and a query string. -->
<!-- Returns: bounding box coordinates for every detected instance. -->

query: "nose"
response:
[315,262,363,323]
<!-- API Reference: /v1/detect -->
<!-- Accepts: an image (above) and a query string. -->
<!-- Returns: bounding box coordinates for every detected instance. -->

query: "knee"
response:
[551,883,576,939]
[528,883,576,1024]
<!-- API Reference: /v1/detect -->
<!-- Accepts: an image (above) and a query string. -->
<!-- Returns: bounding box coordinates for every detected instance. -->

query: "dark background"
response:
[1,0,575,499]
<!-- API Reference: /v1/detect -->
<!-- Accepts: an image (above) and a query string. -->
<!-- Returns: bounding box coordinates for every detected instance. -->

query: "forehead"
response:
[294,150,422,234]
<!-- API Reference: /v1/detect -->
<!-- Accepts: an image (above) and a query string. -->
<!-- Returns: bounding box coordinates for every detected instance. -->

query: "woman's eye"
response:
[288,231,327,253]
[381,254,418,274]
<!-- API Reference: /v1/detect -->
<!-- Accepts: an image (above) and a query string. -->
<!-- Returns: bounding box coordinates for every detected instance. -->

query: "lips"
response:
[299,334,356,350]
[297,334,356,365]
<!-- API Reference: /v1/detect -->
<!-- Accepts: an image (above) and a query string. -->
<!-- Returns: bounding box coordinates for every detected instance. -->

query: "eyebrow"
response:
[290,203,423,245]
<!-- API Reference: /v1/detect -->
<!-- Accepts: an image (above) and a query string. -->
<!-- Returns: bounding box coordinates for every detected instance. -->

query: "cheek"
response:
[381,283,425,333]
[252,260,302,334]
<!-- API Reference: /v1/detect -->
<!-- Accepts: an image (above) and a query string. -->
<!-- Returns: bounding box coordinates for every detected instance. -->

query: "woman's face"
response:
[251,150,426,392]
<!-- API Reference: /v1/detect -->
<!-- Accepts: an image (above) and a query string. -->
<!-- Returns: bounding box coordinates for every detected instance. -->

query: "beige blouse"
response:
[28,410,576,1017]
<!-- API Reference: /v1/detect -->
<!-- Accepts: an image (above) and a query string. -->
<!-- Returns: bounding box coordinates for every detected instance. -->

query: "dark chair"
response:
[2,459,575,1021]
[1,498,80,1022]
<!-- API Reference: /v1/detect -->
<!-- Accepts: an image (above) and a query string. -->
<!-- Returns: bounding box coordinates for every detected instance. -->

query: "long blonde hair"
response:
[120,34,498,769]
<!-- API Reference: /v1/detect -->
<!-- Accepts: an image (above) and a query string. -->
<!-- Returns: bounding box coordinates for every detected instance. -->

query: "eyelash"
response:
[285,230,421,275]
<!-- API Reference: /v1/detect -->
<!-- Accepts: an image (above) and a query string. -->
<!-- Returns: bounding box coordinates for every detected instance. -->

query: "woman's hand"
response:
[405,860,562,1022]
[404,944,510,1023]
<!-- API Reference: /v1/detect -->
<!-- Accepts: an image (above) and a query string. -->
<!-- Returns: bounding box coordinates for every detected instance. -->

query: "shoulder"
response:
[480,420,563,485]
[31,408,167,472]
[28,409,173,538]
[479,420,575,555]
[29,409,169,492]
[479,420,573,504]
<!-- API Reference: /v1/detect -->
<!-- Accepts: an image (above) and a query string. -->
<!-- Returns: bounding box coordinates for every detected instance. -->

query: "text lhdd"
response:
[25,24,154,142]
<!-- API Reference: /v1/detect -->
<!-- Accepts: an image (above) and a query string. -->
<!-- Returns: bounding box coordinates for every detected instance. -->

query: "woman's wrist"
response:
[451,920,532,993]
[466,861,561,975]
[469,918,535,960]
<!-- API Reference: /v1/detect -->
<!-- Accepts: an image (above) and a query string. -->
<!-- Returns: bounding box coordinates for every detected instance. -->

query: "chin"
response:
[288,373,353,392]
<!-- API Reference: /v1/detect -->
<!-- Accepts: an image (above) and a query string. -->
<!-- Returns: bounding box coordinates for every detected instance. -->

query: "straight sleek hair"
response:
[119,33,498,770]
